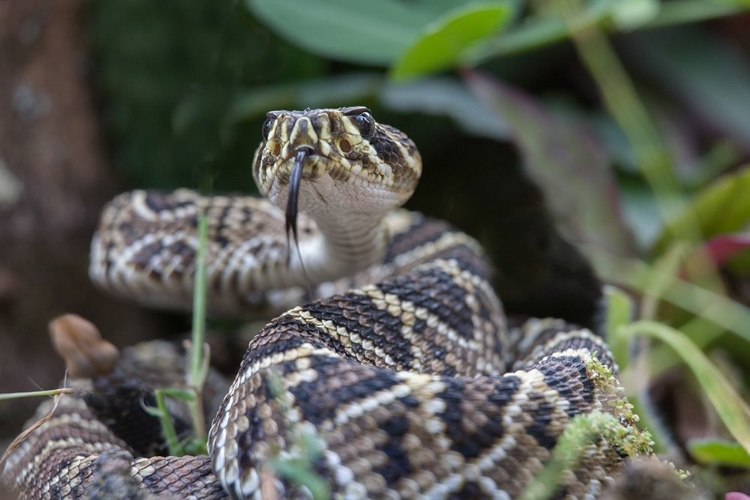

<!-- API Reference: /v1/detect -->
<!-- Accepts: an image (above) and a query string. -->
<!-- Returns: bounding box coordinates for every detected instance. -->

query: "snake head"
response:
[252,107,422,217]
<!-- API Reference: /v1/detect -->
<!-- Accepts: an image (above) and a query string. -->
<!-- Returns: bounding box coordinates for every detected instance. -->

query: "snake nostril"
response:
[339,139,351,153]
[273,143,281,156]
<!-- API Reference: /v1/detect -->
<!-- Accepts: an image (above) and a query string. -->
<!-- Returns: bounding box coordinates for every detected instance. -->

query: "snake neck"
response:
[292,211,389,285]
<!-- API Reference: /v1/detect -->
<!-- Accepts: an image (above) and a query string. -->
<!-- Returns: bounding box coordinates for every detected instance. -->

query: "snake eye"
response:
[354,113,375,138]
[262,118,274,140]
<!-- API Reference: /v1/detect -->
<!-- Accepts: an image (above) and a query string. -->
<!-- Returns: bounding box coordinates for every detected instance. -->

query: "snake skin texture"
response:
[2,108,650,499]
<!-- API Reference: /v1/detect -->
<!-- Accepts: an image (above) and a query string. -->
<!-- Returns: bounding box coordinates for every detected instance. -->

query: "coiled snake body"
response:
[3,108,648,499]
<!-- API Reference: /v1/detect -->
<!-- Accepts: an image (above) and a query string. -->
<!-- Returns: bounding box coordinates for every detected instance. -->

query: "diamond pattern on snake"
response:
[1,107,654,499]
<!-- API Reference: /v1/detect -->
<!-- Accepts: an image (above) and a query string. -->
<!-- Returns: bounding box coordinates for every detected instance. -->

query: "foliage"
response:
[88,0,325,191]
[87,0,750,495]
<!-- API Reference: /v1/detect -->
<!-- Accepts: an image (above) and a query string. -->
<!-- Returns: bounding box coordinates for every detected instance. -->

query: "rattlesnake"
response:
[2,107,653,499]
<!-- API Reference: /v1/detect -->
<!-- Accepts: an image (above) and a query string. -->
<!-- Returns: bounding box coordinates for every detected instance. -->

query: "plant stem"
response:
[190,212,208,388]
[185,211,209,448]
[154,389,183,456]
[0,388,75,401]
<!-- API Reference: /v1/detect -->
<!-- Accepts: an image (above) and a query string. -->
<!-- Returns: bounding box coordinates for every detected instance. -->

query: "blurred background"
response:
[1,0,750,495]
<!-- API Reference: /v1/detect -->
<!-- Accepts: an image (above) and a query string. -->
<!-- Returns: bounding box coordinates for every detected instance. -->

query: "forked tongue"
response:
[285,147,312,267]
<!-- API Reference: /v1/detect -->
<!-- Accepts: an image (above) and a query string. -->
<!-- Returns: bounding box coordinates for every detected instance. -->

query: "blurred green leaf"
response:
[245,0,471,64]
[380,78,508,139]
[465,1,746,66]
[232,75,509,139]
[626,28,750,154]
[463,1,612,65]
[158,388,197,401]
[230,74,384,122]
[464,69,635,257]
[390,2,515,81]
[587,251,750,347]
[653,166,750,255]
[620,321,750,456]
[604,286,634,370]
[642,1,748,28]
[611,0,660,30]
[641,242,691,320]
[688,439,750,468]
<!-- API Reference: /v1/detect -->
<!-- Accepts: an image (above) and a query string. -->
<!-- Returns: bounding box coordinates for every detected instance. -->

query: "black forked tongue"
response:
[286,146,313,265]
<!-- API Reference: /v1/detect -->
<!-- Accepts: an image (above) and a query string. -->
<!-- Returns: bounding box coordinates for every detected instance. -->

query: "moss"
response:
[586,356,655,458]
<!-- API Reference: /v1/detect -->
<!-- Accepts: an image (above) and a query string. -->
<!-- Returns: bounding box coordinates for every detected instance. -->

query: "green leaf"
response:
[604,286,634,370]
[462,1,612,65]
[141,405,165,419]
[231,75,509,139]
[619,320,750,456]
[381,78,508,139]
[652,166,750,255]
[230,74,384,123]
[642,1,749,29]
[158,388,197,402]
[610,0,660,30]
[688,439,750,468]
[245,0,470,65]
[464,69,636,258]
[390,2,515,81]
[463,1,746,67]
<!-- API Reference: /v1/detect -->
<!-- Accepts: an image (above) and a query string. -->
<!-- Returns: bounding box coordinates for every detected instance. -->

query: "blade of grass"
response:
[190,212,209,389]
[152,210,210,456]
[639,242,690,321]
[619,320,750,455]
[604,285,634,370]
[688,439,750,469]
[647,315,725,376]
[0,387,70,470]
[590,251,750,349]
[186,210,210,452]
[603,287,670,452]
[143,388,184,456]
[0,388,76,401]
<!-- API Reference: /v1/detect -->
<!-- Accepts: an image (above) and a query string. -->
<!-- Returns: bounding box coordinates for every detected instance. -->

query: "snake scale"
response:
[2,107,652,499]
